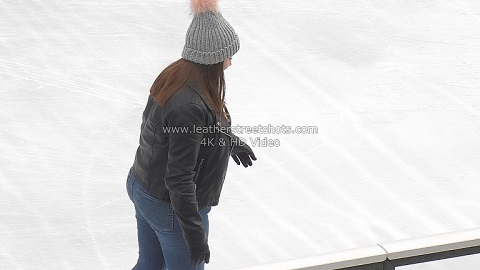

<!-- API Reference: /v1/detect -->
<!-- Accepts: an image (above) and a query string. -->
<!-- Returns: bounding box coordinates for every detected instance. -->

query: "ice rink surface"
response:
[1,0,480,269]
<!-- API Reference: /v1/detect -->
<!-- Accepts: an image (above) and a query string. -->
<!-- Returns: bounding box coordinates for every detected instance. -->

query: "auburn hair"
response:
[150,58,227,118]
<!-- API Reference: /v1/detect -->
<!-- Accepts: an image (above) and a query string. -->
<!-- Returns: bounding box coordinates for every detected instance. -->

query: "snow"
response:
[1,0,480,269]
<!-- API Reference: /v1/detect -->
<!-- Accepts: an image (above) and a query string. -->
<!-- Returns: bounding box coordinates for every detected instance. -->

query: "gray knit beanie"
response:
[182,0,240,65]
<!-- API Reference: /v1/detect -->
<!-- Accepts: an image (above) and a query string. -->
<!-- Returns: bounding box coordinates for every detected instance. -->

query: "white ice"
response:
[1,0,480,269]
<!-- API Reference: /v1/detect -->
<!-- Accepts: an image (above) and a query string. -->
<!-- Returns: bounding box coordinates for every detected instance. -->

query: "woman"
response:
[126,0,256,269]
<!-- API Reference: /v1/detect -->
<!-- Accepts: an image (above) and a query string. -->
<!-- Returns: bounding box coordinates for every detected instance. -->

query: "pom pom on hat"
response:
[191,0,219,14]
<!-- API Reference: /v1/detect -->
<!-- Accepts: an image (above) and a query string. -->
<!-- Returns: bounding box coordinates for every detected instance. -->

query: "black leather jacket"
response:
[132,81,232,249]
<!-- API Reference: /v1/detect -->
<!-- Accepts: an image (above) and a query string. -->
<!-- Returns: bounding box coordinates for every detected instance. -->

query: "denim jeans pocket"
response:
[135,187,174,232]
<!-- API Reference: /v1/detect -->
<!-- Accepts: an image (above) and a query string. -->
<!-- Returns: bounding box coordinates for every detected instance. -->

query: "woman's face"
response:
[223,58,232,70]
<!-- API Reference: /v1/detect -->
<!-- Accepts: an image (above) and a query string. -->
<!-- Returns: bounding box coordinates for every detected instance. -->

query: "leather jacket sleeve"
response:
[164,103,207,249]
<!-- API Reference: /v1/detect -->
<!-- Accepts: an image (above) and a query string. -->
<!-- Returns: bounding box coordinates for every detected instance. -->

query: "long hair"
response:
[150,58,227,118]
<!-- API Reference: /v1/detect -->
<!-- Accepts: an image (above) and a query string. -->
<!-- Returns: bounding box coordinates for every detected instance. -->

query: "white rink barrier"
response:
[233,227,480,270]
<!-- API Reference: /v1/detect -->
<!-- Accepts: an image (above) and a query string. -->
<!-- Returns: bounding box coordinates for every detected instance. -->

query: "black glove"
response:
[190,242,210,267]
[231,136,257,167]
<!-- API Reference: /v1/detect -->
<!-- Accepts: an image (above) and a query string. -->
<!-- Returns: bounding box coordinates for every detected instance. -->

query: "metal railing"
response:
[234,227,480,270]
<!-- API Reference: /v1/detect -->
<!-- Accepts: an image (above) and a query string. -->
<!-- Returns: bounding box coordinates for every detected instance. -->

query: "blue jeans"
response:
[126,167,211,270]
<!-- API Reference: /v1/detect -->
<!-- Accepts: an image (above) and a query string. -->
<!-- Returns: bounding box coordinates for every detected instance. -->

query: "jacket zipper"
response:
[194,158,205,184]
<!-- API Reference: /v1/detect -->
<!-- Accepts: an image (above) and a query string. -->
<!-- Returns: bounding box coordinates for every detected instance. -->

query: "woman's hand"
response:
[231,139,257,167]
[190,242,210,266]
